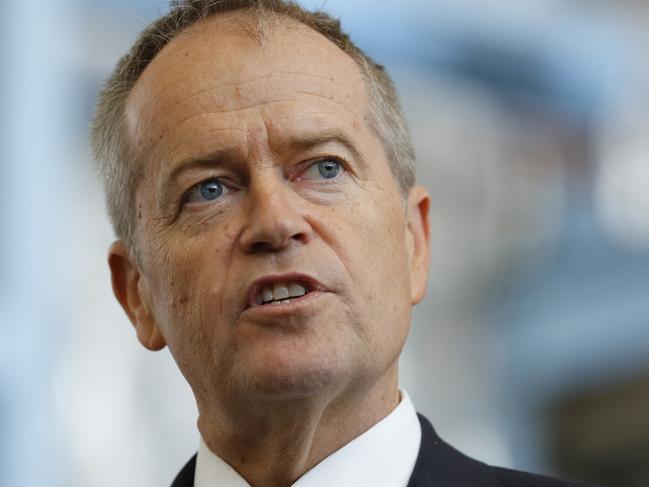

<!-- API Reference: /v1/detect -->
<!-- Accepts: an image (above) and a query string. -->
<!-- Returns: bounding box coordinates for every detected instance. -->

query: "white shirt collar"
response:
[195,390,421,487]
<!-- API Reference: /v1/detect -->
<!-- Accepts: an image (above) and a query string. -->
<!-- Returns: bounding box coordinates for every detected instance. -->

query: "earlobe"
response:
[108,240,167,351]
[406,186,431,305]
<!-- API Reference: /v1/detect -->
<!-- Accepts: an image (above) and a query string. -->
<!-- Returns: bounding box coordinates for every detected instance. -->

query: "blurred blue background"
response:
[2,0,648,485]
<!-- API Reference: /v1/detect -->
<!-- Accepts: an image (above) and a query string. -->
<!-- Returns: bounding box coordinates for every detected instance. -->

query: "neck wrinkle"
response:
[196,365,400,487]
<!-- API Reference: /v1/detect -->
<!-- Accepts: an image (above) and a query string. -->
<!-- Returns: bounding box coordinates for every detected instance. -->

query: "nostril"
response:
[249,241,272,253]
[290,230,310,244]
[247,231,307,253]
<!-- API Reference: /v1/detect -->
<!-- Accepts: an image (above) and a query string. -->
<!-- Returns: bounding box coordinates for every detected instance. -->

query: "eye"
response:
[184,178,227,205]
[299,158,344,180]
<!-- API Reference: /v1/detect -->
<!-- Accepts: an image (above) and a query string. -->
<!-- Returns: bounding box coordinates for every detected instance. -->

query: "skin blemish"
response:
[222,222,238,240]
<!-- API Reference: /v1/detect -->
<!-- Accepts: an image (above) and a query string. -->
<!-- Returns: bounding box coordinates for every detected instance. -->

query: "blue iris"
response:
[199,180,223,201]
[318,159,341,179]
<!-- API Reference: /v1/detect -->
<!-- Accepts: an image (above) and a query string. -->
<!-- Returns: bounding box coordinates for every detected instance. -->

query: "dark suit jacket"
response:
[171,414,600,486]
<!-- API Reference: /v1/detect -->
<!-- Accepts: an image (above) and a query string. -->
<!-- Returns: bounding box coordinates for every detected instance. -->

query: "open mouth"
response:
[255,281,310,305]
[248,275,324,308]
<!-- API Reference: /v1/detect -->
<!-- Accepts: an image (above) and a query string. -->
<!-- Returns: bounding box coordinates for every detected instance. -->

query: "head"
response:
[92,0,416,259]
[93,0,430,415]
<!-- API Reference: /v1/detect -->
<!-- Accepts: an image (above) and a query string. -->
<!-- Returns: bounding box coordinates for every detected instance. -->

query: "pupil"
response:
[318,160,340,178]
[200,181,223,200]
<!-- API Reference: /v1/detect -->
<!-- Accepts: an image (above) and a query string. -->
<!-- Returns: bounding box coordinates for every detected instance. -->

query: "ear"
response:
[405,185,431,305]
[108,240,167,351]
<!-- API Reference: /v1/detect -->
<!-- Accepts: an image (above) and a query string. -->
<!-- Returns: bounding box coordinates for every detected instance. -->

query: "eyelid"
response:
[182,176,233,206]
[294,156,347,180]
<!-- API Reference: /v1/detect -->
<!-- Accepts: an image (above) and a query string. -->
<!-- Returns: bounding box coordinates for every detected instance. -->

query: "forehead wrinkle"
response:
[169,98,309,129]
[157,73,275,114]
[268,108,374,149]
[149,104,373,194]
[157,70,339,115]
[128,21,371,152]
[153,94,364,147]
[153,76,357,130]
[163,126,247,165]
[131,17,368,116]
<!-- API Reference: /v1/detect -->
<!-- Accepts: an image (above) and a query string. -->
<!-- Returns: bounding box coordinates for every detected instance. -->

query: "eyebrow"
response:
[276,129,366,169]
[157,128,365,207]
[157,147,242,210]
[163,147,240,190]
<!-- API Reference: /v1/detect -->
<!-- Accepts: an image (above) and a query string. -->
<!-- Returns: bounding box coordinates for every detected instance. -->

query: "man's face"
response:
[115,14,430,408]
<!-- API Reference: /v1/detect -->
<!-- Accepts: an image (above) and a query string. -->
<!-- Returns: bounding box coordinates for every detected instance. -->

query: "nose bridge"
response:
[251,169,292,217]
[239,168,310,252]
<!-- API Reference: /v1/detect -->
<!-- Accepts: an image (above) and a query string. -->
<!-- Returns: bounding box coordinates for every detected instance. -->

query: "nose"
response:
[239,177,312,254]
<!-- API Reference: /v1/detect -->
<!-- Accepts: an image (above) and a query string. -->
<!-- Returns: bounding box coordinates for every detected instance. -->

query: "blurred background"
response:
[1,0,648,485]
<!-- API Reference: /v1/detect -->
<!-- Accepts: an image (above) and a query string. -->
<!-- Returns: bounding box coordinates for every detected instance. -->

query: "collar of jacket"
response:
[171,414,502,487]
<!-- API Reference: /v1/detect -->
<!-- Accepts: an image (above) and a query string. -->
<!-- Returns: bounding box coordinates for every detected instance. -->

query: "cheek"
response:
[145,235,236,387]
[338,186,412,338]
[145,230,230,344]
[351,188,409,284]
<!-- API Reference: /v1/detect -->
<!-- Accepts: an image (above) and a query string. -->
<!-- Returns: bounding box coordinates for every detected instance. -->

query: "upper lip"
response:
[246,273,328,308]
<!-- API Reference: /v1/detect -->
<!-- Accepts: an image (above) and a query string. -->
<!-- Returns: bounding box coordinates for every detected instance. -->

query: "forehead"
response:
[125,12,371,160]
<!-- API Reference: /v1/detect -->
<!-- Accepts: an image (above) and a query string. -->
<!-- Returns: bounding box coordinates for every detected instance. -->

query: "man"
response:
[92,1,598,486]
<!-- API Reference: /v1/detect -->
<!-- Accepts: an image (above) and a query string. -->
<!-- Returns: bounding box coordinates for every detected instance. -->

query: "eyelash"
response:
[180,156,348,208]
[294,156,346,182]
[181,177,232,207]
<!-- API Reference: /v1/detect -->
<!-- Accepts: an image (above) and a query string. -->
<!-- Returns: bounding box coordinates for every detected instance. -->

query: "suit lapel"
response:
[172,415,503,487]
[407,414,502,487]
[171,454,197,487]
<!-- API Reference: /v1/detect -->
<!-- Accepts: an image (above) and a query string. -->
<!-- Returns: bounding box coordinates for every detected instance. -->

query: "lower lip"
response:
[244,291,326,317]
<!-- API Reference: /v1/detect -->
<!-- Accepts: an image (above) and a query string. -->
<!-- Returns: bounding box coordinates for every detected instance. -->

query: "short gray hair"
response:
[91,0,415,256]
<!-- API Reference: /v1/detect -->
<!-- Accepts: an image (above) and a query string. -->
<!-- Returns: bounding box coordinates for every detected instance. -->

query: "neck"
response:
[197,367,400,487]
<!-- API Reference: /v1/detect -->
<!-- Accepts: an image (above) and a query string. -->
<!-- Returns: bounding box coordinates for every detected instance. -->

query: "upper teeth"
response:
[257,282,307,304]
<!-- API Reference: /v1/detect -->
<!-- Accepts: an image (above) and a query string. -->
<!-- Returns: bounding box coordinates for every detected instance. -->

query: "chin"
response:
[236,349,349,401]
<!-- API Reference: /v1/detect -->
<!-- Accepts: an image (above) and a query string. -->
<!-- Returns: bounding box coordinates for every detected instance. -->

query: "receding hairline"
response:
[168,7,308,44]
[128,8,368,97]
[123,8,374,171]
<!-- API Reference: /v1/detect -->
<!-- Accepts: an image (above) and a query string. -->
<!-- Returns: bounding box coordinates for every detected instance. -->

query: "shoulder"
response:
[492,466,599,487]
[410,414,602,487]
